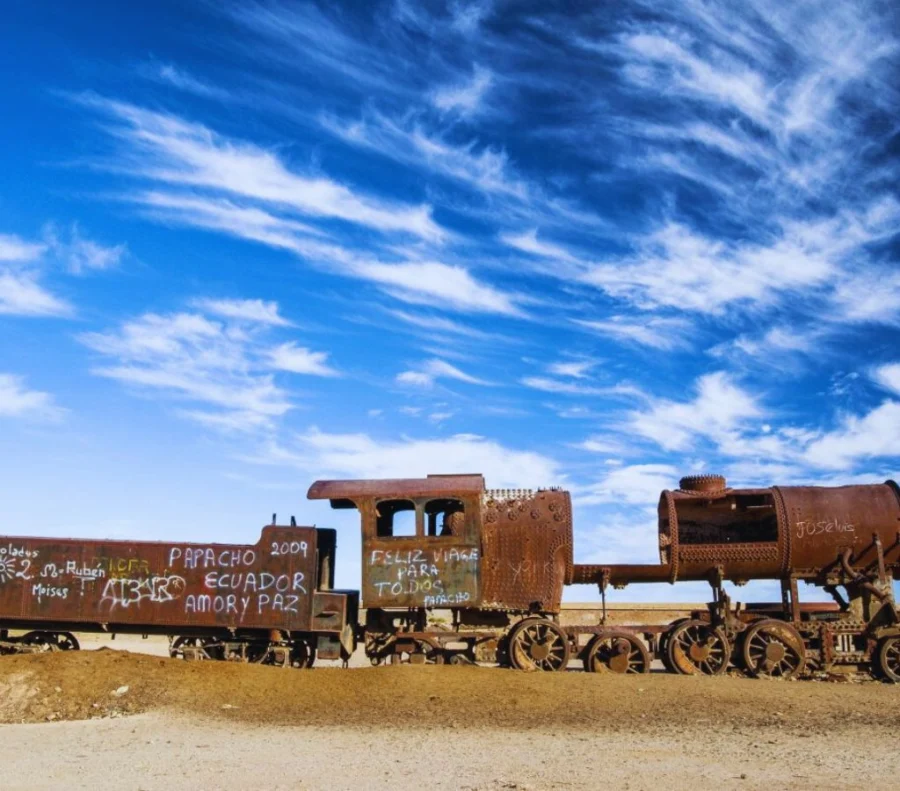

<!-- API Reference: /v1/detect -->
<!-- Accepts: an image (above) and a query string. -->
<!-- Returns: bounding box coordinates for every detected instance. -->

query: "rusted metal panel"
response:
[310,591,352,633]
[309,475,574,614]
[308,475,485,504]
[0,526,341,634]
[575,476,900,587]
[777,483,900,572]
[310,475,488,610]
[362,540,480,609]
[480,489,573,613]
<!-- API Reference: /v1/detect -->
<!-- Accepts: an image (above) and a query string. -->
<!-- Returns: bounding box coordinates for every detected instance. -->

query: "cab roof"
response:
[307,474,485,508]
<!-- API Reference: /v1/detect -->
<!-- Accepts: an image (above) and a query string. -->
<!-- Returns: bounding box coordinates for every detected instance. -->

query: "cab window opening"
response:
[375,499,417,538]
[424,498,466,538]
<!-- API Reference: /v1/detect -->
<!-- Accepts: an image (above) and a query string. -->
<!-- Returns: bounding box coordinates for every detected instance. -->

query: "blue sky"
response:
[2,0,899,602]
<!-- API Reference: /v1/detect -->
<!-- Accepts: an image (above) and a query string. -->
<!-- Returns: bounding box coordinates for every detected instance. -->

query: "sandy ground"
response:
[1,646,898,790]
[3,711,897,791]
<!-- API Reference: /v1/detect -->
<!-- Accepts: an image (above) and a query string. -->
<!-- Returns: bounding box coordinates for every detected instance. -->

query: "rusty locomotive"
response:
[1,472,899,681]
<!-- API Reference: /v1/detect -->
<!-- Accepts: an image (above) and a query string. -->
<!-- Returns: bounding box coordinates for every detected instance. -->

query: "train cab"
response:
[308,474,484,610]
[307,474,574,615]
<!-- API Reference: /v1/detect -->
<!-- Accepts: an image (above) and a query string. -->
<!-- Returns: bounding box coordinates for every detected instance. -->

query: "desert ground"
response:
[1,634,898,790]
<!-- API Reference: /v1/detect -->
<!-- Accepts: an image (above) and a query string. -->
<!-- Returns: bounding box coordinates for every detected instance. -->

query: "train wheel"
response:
[508,618,570,672]
[169,636,223,661]
[242,643,287,667]
[659,617,690,673]
[246,643,271,663]
[584,631,650,674]
[55,633,80,651]
[877,636,900,683]
[291,640,316,669]
[412,640,445,665]
[21,631,59,653]
[666,619,730,676]
[741,620,806,680]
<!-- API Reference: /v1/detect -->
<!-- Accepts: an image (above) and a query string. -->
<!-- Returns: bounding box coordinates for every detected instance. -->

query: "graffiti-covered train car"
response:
[0,524,357,666]
[3,472,899,682]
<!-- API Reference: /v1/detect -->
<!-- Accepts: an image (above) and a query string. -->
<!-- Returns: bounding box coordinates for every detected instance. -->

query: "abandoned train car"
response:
[0,524,357,666]
[1,472,899,681]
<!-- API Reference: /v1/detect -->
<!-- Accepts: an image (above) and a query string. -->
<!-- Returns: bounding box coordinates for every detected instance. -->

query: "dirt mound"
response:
[1,649,898,731]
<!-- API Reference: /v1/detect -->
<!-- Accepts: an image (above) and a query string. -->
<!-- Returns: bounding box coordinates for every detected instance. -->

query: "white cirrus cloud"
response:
[397,358,490,388]
[0,373,64,421]
[80,312,292,427]
[830,268,900,326]
[607,364,900,475]
[267,342,338,377]
[81,96,445,242]
[132,189,521,318]
[44,223,127,275]
[431,65,493,116]
[803,402,900,471]
[874,363,900,396]
[351,260,522,316]
[79,300,336,431]
[0,234,46,262]
[0,232,71,317]
[711,326,818,362]
[144,62,228,100]
[0,226,126,316]
[574,435,631,455]
[320,109,529,199]
[575,315,692,350]
[500,229,579,263]
[0,270,72,317]
[575,463,680,506]
[450,0,493,35]
[129,189,521,318]
[620,33,770,125]
[626,372,763,451]
[582,220,834,315]
[546,359,597,379]
[521,377,642,399]
[386,309,502,341]
[256,428,561,488]
[192,297,293,327]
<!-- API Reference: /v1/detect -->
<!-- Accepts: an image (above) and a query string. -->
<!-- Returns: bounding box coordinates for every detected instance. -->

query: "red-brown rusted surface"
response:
[308,474,485,505]
[480,488,573,613]
[573,476,900,587]
[0,526,347,636]
[307,477,573,613]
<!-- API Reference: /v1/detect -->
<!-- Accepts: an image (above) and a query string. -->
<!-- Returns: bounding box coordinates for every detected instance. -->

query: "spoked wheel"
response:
[877,636,900,683]
[666,619,730,675]
[54,633,80,651]
[741,620,806,679]
[508,618,570,672]
[291,640,316,669]
[169,636,224,660]
[21,631,60,653]
[659,618,689,673]
[584,630,650,674]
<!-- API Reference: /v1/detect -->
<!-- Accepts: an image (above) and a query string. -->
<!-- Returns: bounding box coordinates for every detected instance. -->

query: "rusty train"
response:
[1,473,899,681]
